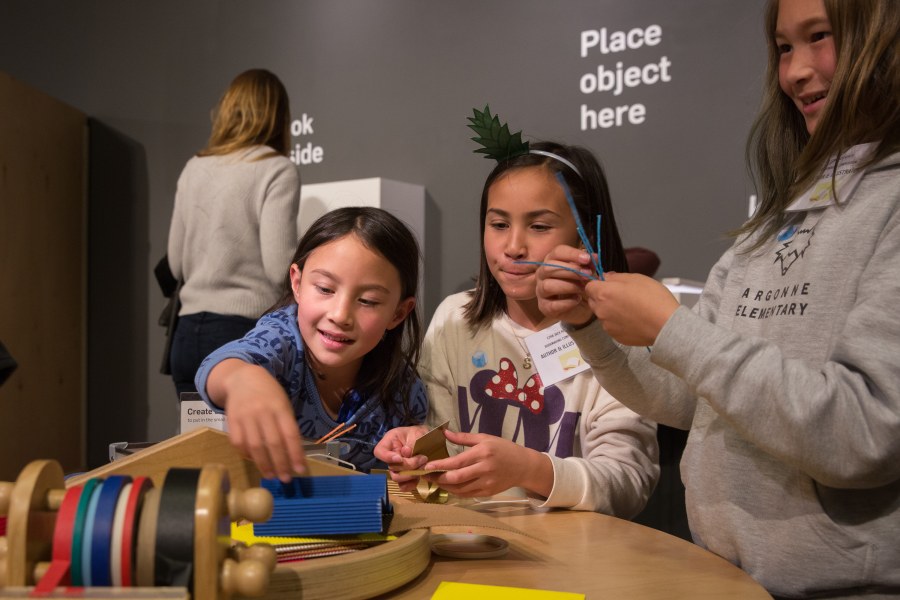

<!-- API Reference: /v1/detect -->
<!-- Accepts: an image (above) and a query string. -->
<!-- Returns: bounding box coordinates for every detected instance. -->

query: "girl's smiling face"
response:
[483,166,580,325]
[775,0,836,134]
[291,233,414,379]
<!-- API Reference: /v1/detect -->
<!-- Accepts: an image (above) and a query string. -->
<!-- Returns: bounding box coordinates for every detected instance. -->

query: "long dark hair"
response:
[738,0,900,248]
[464,141,627,330]
[270,207,422,422]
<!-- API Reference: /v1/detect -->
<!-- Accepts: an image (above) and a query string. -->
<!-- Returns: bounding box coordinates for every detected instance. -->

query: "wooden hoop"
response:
[194,464,229,599]
[4,435,434,600]
[262,528,431,600]
[5,460,63,586]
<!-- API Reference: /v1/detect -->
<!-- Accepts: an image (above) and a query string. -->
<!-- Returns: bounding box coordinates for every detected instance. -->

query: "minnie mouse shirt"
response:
[422,291,658,516]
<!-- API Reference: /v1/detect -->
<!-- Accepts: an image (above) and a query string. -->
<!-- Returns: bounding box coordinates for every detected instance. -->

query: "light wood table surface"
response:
[381,505,772,599]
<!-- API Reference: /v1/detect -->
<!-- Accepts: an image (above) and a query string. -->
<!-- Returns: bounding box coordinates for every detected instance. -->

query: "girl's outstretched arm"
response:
[207,359,307,482]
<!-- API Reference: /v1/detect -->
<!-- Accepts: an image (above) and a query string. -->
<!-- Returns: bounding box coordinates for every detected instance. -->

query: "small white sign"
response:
[180,393,227,434]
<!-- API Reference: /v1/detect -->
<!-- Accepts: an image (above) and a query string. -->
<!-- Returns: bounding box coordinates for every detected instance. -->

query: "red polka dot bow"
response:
[484,358,545,414]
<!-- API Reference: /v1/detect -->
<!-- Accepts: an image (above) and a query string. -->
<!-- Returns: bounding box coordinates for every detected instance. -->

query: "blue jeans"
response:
[169,312,257,397]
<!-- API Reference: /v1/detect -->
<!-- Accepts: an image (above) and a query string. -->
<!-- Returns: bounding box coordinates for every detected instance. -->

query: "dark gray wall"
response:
[0,1,766,459]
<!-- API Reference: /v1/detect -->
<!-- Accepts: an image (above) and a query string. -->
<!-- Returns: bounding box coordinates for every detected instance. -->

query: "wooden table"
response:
[381,506,772,599]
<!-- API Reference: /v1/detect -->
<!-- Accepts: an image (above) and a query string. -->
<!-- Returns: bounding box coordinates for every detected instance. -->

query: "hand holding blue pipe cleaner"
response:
[514,172,652,352]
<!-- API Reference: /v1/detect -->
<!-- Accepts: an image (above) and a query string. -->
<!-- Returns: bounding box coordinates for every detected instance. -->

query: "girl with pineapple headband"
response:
[374,107,659,516]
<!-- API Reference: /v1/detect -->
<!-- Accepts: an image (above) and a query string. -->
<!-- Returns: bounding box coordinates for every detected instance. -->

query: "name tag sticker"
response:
[524,323,590,387]
[786,142,876,212]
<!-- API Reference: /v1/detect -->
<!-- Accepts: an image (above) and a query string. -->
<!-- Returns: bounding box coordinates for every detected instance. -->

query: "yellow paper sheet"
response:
[431,582,584,599]
[231,521,395,545]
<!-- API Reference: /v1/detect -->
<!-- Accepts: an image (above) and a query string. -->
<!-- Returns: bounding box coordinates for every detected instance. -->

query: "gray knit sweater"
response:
[568,151,900,599]
[167,145,301,319]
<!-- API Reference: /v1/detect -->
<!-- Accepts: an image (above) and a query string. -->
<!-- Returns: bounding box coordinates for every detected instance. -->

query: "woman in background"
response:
[167,68,301,397]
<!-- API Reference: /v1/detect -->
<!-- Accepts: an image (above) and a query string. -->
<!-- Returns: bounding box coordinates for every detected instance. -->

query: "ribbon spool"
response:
[4,460,274,600]
[31,485,83,592]
[33,475,155,592]
[119,477,153,587]
[70,478,102,587]
[154,469,200,588]
[134,487,162,587]
[89,475,131,586]
[109,481,133,587]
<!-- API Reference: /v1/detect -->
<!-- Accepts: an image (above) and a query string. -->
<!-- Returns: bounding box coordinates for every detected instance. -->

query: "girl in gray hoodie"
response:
[536,0,900,597]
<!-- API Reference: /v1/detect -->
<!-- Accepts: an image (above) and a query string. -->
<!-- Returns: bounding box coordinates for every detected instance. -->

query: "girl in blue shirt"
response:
[196,207,427,478]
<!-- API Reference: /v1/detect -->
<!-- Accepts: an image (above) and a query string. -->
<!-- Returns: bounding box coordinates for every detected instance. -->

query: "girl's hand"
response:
[373,425,430,490]
[535,244,596,327]
[585,273,680,346]
[208,360,307,483]
[422,430,553,498]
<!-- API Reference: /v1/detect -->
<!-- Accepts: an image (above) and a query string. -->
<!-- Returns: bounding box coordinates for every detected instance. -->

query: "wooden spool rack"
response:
[0,429,431,600]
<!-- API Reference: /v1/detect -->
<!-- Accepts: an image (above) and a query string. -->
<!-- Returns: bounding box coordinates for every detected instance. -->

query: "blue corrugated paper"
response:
[254,474,392,536]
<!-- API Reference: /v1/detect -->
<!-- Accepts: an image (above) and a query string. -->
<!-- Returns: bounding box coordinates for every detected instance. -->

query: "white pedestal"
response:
[662,277,705,309]
[298,177,426,257]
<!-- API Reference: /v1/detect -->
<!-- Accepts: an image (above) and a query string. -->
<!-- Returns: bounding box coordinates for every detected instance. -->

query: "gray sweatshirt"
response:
[569,150,900,599]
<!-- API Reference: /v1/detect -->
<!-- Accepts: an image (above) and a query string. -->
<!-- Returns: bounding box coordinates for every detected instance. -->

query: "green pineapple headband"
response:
[467,105,647,347]
[468,103,603,280]
[466,104,582,178]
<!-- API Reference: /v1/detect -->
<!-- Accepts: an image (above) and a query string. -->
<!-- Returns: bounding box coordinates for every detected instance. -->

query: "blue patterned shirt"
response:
[195,305,427,471]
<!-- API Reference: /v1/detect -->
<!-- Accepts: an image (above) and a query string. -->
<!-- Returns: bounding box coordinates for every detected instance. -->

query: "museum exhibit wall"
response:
[0,1,764,464]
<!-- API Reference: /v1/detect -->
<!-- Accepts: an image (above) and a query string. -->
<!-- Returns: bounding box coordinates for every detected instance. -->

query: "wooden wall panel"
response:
[0,72,86,480]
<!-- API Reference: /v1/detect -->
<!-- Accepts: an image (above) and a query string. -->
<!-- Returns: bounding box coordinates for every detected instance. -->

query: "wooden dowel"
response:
[315,423,357,444]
